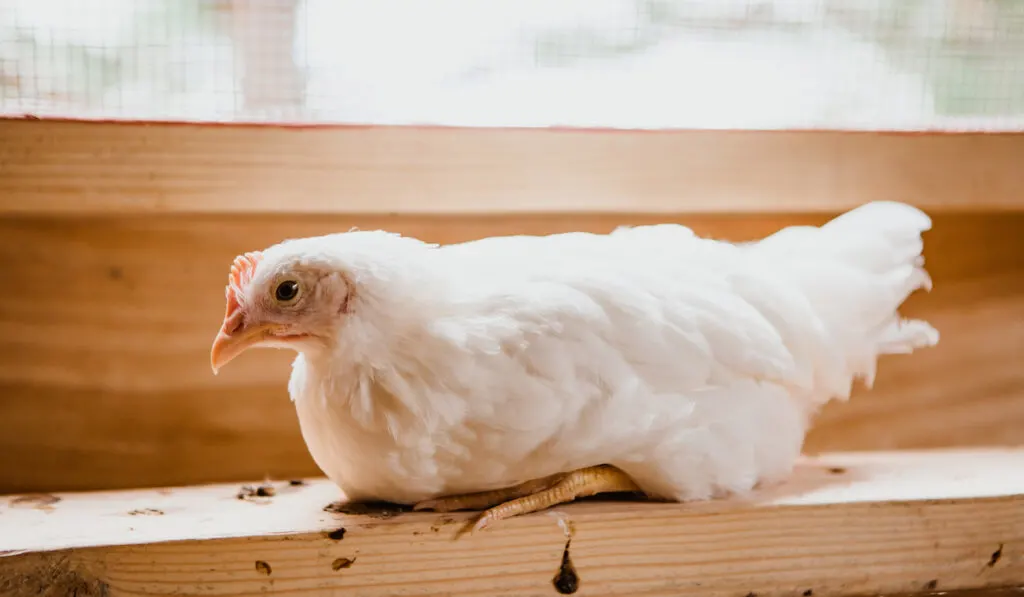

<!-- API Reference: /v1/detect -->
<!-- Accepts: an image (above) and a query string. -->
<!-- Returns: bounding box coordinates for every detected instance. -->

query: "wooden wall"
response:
[3,121,1024,216]
[1,211,1021,493]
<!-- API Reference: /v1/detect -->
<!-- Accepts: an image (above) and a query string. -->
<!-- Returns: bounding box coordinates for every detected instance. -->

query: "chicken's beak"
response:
[210,310,270,374]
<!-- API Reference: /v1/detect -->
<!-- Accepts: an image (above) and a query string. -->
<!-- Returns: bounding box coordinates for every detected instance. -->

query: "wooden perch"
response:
[1,118,1023,215]
[1,449,1022,596]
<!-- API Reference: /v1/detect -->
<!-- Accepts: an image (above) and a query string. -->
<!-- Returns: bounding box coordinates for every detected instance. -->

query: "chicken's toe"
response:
[472,465,641,532]
[414,474,563,513]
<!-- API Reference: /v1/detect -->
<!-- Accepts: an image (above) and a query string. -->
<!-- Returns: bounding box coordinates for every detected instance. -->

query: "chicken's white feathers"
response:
[264,201,938,505]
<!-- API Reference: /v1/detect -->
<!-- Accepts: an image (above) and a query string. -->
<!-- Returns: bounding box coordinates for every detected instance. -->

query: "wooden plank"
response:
[0,212,1020,494]
[1,449,1022,597]
[1,119,1023,215]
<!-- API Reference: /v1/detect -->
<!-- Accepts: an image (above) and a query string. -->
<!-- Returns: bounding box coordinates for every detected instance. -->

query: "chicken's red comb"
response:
[224,251,264,320]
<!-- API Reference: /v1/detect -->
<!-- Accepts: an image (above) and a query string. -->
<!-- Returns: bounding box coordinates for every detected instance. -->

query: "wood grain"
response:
[0,212,1021,493]
[1,449,1022,597]
[2,119,1024,215]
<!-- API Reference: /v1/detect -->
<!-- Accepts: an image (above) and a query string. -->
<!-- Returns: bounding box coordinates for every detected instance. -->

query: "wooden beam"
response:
[1,449,1021,597]
[1,119,1023,215]
[0,212,1021,494]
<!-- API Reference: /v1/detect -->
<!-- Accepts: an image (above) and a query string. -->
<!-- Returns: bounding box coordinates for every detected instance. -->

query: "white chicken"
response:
[210,200,938,531]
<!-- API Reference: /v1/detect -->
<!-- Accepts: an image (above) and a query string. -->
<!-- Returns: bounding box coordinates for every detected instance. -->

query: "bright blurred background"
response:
[1,0,1023,129]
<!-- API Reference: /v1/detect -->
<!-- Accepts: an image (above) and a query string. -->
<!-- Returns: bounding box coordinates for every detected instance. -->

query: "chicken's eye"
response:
[274,280,301,303]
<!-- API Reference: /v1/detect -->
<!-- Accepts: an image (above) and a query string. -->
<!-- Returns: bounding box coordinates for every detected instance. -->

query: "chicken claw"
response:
[415,465,642,533]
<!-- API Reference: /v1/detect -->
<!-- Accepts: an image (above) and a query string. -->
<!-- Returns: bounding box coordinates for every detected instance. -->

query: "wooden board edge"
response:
[2,119,1023,215]
[0,449,1022,596]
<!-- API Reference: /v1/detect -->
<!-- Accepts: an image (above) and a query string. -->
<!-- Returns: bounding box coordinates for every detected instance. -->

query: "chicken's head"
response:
[209,247,353,373]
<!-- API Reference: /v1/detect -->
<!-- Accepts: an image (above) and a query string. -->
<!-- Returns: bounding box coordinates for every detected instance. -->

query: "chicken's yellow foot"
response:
[413,473,565,513]
[414,465,642,533]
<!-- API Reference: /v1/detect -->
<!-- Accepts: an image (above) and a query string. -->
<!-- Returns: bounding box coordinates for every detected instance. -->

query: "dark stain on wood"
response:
[331,557,355,571]
[430,516,456,533]
[254,560,272,576]
[237,484,275,502]
[987,544,1003,567]
[552,538,579,594]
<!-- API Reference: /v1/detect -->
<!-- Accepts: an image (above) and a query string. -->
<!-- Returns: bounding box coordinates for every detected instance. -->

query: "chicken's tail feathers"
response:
[753,201,938,399]
[755,200,932,274]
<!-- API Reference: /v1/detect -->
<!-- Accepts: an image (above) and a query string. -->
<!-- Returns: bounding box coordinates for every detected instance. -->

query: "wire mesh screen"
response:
[2,0,1024,129]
